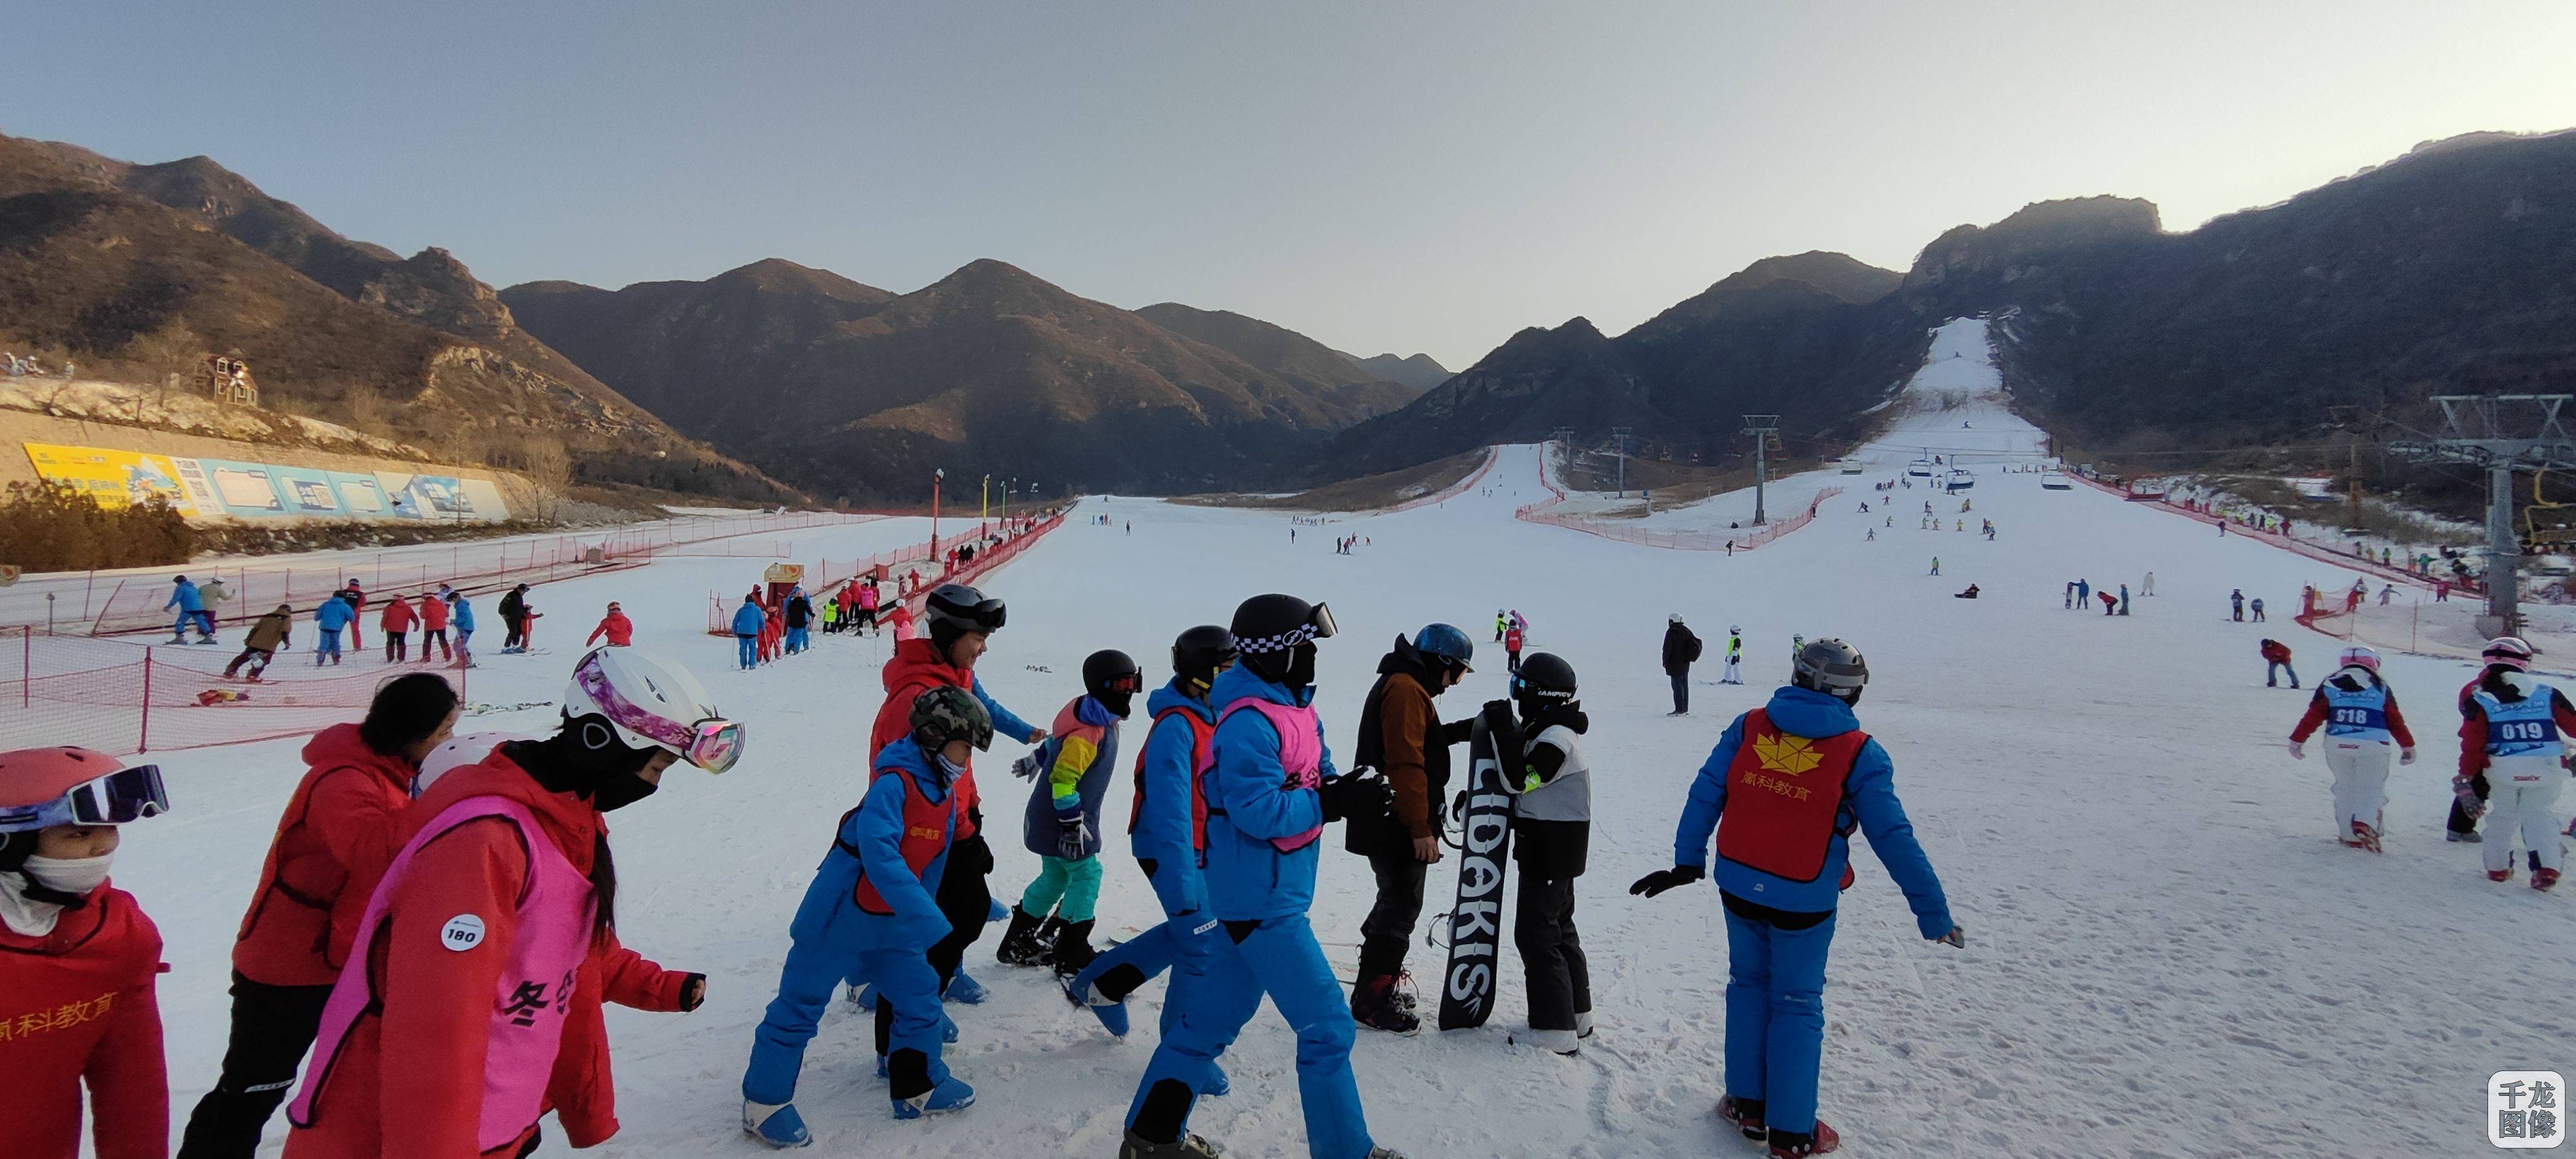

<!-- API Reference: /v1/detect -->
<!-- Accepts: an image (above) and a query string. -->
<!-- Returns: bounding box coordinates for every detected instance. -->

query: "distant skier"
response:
[2117,584,2131,615]
[1630,638,1962,1159]
[224,604,295,680]
[2250,597,2266,623]
[1928,557,1940,576]
[2261,638,2298,688]
[1495,610,1508,644]
[2287,646,2417,851]
[1503,623,1526,675]
[2096,590,2117,615]
[2230,589,2245,621]
[313,589,354,666]
[731,593,765,671]
[2142,571,2156,597]
[1663,615,1703,716]
[1722,626,1743,685]
[2454,636,2573,890]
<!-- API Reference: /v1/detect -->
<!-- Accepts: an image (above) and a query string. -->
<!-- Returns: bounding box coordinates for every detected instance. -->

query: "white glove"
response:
[2400,747,2416,766]
[2287,740,2306,760]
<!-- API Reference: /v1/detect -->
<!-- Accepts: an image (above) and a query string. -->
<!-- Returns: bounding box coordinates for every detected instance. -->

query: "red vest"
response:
[1715,709,1866,883]
[846,763,958,916]
[1129,705,1216,856]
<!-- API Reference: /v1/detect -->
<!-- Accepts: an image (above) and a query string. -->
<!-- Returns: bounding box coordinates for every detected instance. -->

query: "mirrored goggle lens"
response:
[1109,672,1144,693]
[1308,602,1339,640]
[687,721,746,774]
[974,599,1008,632]
[67,765,168,824]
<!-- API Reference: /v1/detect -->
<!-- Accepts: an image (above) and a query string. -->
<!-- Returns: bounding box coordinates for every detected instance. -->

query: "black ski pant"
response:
[177,973,333,1159]
[1515,867,1590,1032]
[2449,771,2492,835]
[1669,672,1690,714]
[1358,851,1427,979]
[221,647,272,679]
[877,832,994,1056]
[502,612,526,649]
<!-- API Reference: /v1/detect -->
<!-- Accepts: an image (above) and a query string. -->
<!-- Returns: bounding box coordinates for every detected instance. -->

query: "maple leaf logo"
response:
[1752,732,1822,776]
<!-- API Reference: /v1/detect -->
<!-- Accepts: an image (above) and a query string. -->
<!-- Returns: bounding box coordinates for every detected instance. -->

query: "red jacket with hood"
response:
[2,882,168,1159]
[281,751,695,1159]
[586,610,633,648]
[875,638,988,838]
[233,723,415,987]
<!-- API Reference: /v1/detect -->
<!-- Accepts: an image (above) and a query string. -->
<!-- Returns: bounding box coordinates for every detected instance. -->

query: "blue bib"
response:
[2320,684,2390,741]
[2475,688,2561,757]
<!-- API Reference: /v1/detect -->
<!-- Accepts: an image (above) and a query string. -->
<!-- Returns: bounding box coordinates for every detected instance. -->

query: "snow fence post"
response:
[138,646,153,754]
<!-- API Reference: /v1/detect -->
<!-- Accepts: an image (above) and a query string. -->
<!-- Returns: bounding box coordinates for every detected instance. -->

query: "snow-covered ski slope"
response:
[123,326,2560,1158]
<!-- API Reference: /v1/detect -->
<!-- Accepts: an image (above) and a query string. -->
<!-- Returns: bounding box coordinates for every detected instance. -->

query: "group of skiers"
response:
[2282,636,2572,890]
[8,644,744,1159]
[728,579,897,671]
[202,578,480,680]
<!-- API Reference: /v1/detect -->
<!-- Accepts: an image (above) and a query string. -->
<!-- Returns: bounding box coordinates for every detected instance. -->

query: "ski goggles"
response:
[1100,669,1145,695]
[0,764,168,833]
[944,594,1008,633]
[1240,601,1340,655]
[573,656,747,773]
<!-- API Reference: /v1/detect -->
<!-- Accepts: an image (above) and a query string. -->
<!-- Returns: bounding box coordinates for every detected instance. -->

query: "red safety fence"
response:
[1,625,468,755]
[1383,448,1499,513]
[74,511,882,637]
[1513,449,1841,550]
[706,513,1066,635]
[2063,472,2469,594]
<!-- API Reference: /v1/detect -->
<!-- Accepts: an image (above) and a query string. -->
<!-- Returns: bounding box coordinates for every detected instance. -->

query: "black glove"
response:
[955,833,995,875]
[677,973,707,1012]
[1318,768,1391,822]
[1629,864,1704,898]
[1055,815,1090,860]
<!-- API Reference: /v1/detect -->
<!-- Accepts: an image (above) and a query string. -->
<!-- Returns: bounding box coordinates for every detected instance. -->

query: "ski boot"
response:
[1051,918,1099,979]
[1717,1096,1765,1141]
[1062,974,1131,1038]
[742,1100,812,1148]
[2349,821,2382,853]
[2450,829,2482,843]
[1362,1148,1409,1158]
[1120,1131,1227,1158]
[1387,969,1419,1014]
[1575,1010,1596,1041]
[995,905,1053,966]
[945,966,989,1004]
[1768,1119,1840,1157]
[891,1075,976,1119]
[2536,867,2563,893]
[1350,973,1421,1035]
[2489,869,2514,882]
[844,979,874,1012]
[1508,1026,1579,1056]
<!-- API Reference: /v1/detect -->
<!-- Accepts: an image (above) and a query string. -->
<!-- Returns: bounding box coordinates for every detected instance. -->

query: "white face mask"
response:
[22,853,113,896]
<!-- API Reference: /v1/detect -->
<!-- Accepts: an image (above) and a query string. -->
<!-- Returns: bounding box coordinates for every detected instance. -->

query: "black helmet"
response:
[1511,652,1578,708]
[924,583,1006,649]
[1411,623,1474,673]
[1083,648,1144,718]
[1172,625,1238,690]
[1232,594,1336,684]
[910,685,994,753]
[1791,638,1869,704]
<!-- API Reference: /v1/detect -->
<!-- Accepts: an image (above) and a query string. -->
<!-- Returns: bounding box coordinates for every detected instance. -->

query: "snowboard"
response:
[1436,699,1522,1031]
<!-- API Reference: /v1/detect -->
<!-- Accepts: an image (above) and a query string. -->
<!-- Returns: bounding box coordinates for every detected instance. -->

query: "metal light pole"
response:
[980,474,990,538]
[931,468,944,558]
[1610,427,1632,497]
[1743,415,1780,525]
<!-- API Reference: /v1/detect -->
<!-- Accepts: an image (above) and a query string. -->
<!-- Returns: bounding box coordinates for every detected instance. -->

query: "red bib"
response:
[1129,705,1216,856]
[1715,709,1866,883]
[848,763,958,916]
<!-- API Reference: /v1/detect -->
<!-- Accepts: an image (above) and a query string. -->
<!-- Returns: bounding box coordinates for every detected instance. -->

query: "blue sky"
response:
[11,1,2575,367]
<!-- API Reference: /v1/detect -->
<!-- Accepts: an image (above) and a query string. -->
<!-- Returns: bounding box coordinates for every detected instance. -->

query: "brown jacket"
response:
[1346,657,1471,856]
[245,608,293,652]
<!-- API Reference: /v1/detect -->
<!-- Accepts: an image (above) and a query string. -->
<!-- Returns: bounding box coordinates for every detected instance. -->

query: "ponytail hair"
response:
[2481,664,2526,701]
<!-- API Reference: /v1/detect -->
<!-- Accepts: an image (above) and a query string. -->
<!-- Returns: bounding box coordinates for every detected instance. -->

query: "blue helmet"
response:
[1412,623,1474,673]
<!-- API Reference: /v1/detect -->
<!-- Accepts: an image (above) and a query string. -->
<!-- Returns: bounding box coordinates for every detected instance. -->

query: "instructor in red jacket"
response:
[181,674,461,1158]
[282,648,731,1159]
[1,745,176,1159]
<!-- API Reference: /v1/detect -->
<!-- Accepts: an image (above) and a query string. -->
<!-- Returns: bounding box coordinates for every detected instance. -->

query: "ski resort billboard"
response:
[22,442,510,524]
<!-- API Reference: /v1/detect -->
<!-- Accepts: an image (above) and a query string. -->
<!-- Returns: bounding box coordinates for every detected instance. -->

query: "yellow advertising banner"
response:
[22,443,204,516]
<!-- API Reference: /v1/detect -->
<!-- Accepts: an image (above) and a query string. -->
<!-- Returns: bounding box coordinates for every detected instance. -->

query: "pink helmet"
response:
[2336,646,2381,675]
[2482,636,2536,672]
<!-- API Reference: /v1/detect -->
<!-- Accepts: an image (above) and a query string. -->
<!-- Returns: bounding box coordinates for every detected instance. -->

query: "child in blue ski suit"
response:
[1068,627,1237,1042]
[166,574,215,642]
[741,687,992,1146]
[313,591,355,665]
[1631,638,1962,1158]
[731,594,766,670]
[1124,594,1400,1159]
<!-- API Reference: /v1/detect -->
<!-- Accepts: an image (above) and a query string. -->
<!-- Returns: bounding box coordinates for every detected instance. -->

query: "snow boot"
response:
[1388,969,1419,1014]
[996,905,1051,966]
[945,967,988,1004]
[1120,1131,1227,1158]
[1718,1096,1766,1140]
[1508,1026,1579,1056]
[1051,918,1100,978]
[2535,867,2562,893]
[1351,973,1420,1035]
[1575,1010,1595,1040]
[1769,1119,1840,1157]
[743,1100,812,1148]
[1063,973,1131,1038]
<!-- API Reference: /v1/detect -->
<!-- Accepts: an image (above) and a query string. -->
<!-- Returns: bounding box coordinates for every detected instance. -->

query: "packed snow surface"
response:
[123,321,2562,1157]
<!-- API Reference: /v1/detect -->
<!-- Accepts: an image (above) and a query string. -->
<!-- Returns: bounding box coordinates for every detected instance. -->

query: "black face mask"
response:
[1286,643,1316,690]
[1097,688,1136,719]
[592,766,662,812]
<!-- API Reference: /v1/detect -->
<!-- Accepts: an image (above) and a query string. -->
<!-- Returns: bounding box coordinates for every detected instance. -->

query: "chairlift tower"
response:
[1742,415,1780,525]
[2384,394,2576,635]
[1609,428,1633,497]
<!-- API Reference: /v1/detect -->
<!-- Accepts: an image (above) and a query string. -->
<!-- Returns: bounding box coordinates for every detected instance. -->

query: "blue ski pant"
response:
[737,633,758,669]
[314,627,341,662]
[786,627,809,653]
[1131,913,1372,1159]
[1079,866,1212,1034]
[1723,907,1837,1138]
[744,935,946,1106]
